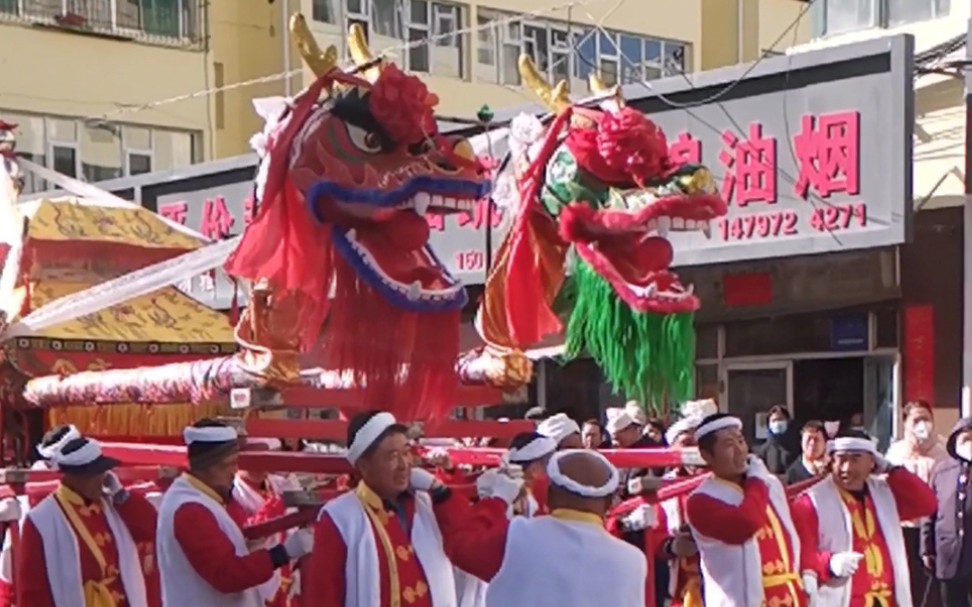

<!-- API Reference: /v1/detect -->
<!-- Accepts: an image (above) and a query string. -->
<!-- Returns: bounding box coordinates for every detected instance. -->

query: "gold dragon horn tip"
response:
[589,73,606,93]
[348,23,374,63]
[517,54,568,112]
[290,13,337,77]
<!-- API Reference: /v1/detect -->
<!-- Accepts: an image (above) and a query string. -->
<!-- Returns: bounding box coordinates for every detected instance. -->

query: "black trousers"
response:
[942,577,972,607]
[904,526,940,607]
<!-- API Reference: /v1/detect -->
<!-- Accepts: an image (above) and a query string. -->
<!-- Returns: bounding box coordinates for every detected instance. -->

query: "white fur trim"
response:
[183,426,238,445]
[507,436,557,464]
[665,418,698,445]
[37,425,81,460]
[829,437,877,455]
[536,414,580,444]
[693,416,742,442]
[51,439,102,467]
[546,450,619,498]
[347,412,397,465]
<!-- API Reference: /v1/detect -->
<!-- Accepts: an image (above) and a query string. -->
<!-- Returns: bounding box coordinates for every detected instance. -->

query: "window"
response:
[550,28,570,85]
[81,122,123,182]
[18,0,200,45]
[814,0,950,37]
[643,40,662,80]
[620,35,643,83]
[476,15,495,66]
[346,0,464,77]
[1,110,197,192]
[887,0,950,26]
[597,32,619,87]
[128,153,152,175]
[663,42,685,76]
[312,0,337,23]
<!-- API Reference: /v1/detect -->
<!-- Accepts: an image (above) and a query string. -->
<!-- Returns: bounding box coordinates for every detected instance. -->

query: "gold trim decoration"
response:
[348,23,384,83]
[356,483,402,607]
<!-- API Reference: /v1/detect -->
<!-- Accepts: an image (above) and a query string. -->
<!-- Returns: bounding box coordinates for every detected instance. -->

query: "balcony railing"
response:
[0,0,204,48]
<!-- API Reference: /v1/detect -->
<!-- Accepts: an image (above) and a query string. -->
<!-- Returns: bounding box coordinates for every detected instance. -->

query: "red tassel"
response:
[229,280,240,325]
[320,257,459,421]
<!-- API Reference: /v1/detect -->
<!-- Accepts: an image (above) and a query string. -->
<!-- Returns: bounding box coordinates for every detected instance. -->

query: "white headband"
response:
[537,414,581,443]
[51,440,102,468]
[37,425,82,460]
[693,416,742,442]
[829,437,877,455]
[546,449,619,498]
[508,436,557,464]
[347,412,398,465]
[183,425,238,445]
[665,417,699,445]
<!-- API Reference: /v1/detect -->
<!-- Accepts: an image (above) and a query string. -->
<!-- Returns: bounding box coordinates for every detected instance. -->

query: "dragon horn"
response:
[518,55,570,113]
[290,14,338,77]
[588,73,625,107]
[348,23,383,82]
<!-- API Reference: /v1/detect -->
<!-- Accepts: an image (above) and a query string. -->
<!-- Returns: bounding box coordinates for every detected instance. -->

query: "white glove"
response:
[802,573,818,606]
[283,528,313,560]
[623,504,658,532]
[102,472,128,503]
[488,473,524,505]
[409,468,440,492]
[745,455,772,483]
[0,498,21,523]
[829,551,863,577]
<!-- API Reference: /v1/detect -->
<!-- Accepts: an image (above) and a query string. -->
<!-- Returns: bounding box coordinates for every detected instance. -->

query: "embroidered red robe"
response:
[791,469,937,607]
[17,485,158,607]
[306,484,458,607]
[686,479,806,607]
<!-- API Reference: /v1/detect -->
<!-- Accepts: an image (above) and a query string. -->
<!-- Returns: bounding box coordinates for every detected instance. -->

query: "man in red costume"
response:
[440,449,648,606]
[685,412,807,607]
[229,438,303,607]
[502,432,556,517]
[156,419,313,607]
[791,430,937,607]
[0,424,81,606]
[654,408,709,607]
[18,436,159,607]
[304,410,521,607]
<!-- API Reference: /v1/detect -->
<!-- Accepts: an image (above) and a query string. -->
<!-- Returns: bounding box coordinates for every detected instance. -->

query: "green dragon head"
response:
[476,57,727,414]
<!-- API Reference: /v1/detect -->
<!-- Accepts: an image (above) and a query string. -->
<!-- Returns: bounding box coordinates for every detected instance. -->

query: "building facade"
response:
[787,0,969,437]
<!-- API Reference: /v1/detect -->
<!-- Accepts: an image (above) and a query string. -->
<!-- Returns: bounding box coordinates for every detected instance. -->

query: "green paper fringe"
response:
[564,262,695,416]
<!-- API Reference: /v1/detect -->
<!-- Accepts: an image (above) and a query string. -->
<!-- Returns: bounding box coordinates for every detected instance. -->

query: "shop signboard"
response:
[622,34,914,266]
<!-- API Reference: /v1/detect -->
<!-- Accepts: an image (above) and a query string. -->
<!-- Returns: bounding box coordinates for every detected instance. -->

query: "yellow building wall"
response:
[208,0,294,158]
[0,23,209,150]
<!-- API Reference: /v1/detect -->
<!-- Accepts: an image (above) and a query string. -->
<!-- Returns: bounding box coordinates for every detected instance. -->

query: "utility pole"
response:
[962,18,971,417]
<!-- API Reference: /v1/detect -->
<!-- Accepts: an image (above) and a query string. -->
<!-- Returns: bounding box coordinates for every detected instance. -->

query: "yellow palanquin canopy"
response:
[0,197,235,437]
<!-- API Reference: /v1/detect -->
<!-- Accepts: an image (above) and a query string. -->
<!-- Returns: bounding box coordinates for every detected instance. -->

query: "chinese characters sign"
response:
[628,34,912,266]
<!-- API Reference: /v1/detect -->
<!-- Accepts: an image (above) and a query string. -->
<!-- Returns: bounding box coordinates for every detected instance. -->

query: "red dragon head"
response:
[225,19,490,419]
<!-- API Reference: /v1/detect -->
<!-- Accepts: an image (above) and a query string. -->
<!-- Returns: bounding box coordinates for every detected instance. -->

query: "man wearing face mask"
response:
[755,405,798,476]
[922,417,972,606]
[886,400,948,606]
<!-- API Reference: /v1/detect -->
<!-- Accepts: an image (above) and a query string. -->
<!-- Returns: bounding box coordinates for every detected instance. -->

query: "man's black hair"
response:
[346,410,408,460]
[695,413,738,455]
[833,428,872,442]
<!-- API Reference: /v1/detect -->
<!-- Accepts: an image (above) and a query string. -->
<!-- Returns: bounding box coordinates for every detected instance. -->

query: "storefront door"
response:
[864,354,900,452]
[724,362,793,444]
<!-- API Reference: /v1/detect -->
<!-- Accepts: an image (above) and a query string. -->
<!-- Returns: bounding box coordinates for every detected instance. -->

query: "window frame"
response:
[13,0,198,45]
[814,0,950,38]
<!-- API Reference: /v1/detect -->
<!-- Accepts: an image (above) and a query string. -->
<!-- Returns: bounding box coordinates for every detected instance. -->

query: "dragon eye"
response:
[346,124,383,153]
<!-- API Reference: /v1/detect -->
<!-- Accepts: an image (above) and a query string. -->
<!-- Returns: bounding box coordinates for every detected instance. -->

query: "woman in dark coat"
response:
[922,416,972,606]
[755,405,798,475]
